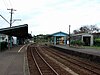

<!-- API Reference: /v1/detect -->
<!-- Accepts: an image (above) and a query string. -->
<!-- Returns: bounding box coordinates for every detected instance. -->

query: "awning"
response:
[0,24,29,38]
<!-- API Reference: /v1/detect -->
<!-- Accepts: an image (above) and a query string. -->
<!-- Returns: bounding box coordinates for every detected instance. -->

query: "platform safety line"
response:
[18,45,26,53]
[25,44,30,50]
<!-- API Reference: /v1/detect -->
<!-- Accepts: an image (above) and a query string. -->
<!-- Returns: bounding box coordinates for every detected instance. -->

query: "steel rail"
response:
[31,48,43,75]
[35,47,59,75]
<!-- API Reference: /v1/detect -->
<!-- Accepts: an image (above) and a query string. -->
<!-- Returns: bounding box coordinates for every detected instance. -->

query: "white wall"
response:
[82,34,93,46]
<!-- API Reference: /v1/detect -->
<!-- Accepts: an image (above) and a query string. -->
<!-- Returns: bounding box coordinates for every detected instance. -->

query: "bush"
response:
[94,38,100,46]
[71,40,84,46]
[0,42,8,51]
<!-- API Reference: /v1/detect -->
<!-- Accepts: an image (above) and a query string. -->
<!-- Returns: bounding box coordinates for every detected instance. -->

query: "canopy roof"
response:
[0,24,30,38]
[51,31,68,36]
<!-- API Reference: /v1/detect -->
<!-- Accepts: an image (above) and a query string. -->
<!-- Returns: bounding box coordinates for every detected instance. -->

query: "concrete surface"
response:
[54,45,100,57]
[0,45,29,75]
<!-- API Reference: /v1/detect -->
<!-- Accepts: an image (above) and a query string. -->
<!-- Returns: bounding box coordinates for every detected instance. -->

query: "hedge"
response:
[71,40,84,46]
[94,38,100,46]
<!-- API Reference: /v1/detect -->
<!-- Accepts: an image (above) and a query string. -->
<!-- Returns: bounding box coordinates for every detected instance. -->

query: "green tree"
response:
[73,25,100,34]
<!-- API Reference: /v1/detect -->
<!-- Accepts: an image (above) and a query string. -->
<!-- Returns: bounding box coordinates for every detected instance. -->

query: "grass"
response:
[70,45,100,50]
[84,46,100,50]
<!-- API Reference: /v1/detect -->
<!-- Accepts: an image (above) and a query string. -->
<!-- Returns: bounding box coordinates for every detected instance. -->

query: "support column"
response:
[54,36,56,45]
[64,36,66,45]
[91,35,93,46]
[10,36,12,47]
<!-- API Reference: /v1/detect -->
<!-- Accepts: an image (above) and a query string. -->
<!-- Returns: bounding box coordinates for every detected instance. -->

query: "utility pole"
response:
[69,25,71,47]
[7,8,16,49]
[0,8,20,50]
[7,8,16,27]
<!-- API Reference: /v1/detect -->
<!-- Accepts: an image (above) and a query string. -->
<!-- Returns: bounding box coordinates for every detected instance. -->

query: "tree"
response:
[89,25,100,33]
[73,30,79,34]
[79,26,90,33]
[73,25,100,34]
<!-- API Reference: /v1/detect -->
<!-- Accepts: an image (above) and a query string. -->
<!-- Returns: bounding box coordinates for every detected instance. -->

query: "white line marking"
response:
[18,45,25,53]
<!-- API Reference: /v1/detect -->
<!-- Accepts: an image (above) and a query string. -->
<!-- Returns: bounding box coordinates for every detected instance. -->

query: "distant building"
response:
[0,34,8,42]
[71,33,93,46]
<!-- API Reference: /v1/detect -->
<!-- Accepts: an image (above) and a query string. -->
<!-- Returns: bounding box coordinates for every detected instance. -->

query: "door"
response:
[83,36,91,46]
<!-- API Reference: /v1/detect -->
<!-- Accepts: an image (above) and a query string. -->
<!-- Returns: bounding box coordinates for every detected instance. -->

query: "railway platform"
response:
[54,45,100,56]
[52,45,100,63]
[0,45,29,75]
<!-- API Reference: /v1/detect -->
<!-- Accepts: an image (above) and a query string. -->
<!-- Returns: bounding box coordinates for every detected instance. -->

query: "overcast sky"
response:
[0,0,100,35]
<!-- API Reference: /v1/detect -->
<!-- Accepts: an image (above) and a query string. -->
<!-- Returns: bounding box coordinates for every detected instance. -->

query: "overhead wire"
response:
[2,0,13,9]
[1,0,8,9]
[8,0,13,8]
[0,0,16,27]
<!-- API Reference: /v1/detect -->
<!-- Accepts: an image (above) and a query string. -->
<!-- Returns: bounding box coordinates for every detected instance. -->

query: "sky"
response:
[0,0,100,35]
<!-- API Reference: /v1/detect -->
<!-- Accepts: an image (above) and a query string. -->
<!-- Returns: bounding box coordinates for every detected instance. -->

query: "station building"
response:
[49,31,68,45]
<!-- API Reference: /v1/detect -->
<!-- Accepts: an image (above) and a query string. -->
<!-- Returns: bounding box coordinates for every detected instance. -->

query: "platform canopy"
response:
[0,24,31,38]
[51,31,68,36]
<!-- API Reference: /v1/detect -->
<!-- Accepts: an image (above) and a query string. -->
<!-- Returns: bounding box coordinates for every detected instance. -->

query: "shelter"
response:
[0,24,28,38]
[50,31,68,45]
[0,24,32,45]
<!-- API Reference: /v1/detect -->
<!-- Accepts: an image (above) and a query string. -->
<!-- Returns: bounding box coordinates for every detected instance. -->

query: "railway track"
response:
[27,44,73,75]
[27,44,72,75]
[39,45,100,75]
[27,44,100,75]
[31,47,59,75]
[27,45,40,75]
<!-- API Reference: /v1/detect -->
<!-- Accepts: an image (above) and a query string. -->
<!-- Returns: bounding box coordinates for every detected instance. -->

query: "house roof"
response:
[92,33,100,35]
[0,24,31,38]
[72,33,93,37]
[51,31,68,36]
